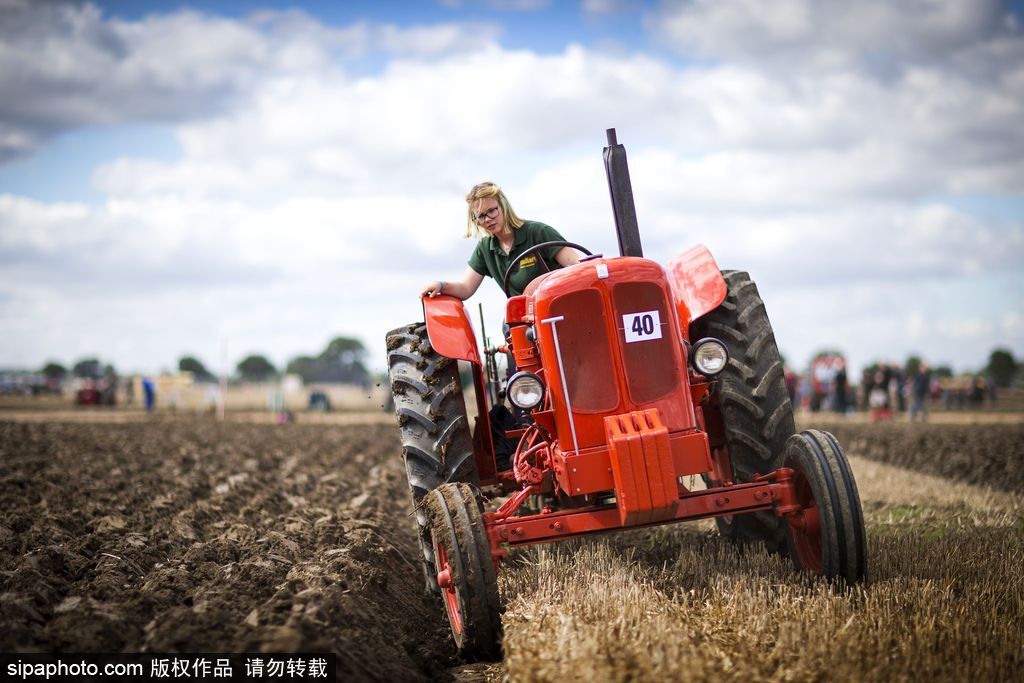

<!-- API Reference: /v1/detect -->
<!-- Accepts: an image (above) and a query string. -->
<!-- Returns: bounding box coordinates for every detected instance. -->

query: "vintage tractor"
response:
[385,130,867,659]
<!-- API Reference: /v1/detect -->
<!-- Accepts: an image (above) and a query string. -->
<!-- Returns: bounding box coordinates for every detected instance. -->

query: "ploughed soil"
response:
[823,421,1024,494]
[0,418,454,681]
[2,412,1021,681]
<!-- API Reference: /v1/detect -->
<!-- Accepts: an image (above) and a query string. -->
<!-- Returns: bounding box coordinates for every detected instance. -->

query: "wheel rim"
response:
[434,538,463,634]
[788,470,823,573]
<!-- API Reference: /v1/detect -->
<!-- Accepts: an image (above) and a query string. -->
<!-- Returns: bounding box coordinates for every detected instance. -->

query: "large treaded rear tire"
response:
[386,322,478,592]
[691,270,796,553]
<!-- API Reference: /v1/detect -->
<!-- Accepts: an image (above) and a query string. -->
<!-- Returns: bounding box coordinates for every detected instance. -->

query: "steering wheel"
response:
[501,241,593,296]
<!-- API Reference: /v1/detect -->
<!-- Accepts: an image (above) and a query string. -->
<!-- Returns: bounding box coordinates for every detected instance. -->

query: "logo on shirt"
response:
[518,255,537,269]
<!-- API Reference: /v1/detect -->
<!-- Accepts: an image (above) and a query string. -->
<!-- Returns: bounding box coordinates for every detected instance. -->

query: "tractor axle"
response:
[484,469,800,563]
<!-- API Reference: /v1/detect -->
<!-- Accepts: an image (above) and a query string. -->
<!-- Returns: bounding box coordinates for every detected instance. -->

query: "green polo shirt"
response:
[468,220,566,296]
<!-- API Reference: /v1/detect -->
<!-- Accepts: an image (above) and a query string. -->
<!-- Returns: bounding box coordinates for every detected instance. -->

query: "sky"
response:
[1,0,1022,380]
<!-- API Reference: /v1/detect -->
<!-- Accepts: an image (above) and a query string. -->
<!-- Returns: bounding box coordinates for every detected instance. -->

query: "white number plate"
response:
[622,310,662,343]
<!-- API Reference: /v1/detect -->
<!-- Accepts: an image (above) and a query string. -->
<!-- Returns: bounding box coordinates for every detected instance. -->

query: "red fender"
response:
[422,295,482,364]
[422,295,499,482]
[665,245,727,330]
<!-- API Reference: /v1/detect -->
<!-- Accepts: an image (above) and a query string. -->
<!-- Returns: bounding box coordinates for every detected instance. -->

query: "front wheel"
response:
[427,483,503,660]
[782,430,867,585]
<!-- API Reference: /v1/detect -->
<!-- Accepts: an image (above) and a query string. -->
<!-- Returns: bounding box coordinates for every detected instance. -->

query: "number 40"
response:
[631,314,655,336]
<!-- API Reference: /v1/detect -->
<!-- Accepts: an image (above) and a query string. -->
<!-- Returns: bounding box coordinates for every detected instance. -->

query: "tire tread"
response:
[784,430,868,584]
[691,270,796,552]
[429,483,502,660]
[386,322,477,592]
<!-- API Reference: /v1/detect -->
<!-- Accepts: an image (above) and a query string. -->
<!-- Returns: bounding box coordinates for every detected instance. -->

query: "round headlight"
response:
[507,371,545,409]
[692,338,729,376]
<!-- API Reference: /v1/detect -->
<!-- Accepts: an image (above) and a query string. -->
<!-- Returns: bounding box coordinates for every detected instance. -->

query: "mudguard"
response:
[666,244,728,326]
[422,295,482,365]
[422,295,498,483]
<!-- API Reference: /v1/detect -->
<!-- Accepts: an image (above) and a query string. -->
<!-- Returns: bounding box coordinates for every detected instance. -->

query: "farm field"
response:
[1,413,1022,681]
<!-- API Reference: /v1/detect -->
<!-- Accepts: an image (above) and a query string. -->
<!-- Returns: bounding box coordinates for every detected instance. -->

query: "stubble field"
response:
[1,411,1022,681]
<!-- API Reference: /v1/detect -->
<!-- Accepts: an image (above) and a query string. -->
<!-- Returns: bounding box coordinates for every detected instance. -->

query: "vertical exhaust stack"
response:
[603,128,643,257]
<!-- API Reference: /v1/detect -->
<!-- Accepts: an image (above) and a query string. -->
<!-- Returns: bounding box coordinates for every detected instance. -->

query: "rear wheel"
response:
[783,430,867,584]
[386,323,477,592]
[691,270,796,553]
[427,483,503,660]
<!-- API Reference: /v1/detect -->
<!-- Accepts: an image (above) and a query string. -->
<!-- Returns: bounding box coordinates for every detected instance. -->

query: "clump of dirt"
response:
[0,419,454,681]
[822,422,1024,493]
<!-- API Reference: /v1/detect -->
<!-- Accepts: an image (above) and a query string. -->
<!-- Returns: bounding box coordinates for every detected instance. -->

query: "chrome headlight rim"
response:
[691,337,729,377]
[507,371,545,409]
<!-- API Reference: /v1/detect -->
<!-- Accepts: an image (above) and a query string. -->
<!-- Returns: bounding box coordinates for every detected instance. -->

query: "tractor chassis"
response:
[483,468,804,564]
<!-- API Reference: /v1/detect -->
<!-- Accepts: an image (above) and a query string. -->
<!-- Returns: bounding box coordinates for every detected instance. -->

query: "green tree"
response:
[42,362,67,380]
[284,336,369,385]
[179,355,215,383]
[285,355,318,384]
[72,358,103,379]
[933,365,953,379]
[236,354,277,382]
[904,355,923,377]
[319,336,369,385]
[986,348,1018,388]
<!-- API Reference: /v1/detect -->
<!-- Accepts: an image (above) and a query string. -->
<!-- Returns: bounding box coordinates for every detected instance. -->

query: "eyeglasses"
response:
[475,206,501,223]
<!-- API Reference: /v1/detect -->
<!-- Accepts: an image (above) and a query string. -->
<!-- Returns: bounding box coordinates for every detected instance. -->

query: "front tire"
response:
[691,270,796,553]
[783,430,868,585]
[386,323,477,592]
[427,483,503,660]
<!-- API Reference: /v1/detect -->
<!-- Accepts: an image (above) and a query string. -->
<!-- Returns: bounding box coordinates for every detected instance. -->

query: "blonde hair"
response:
[464,181,524,238]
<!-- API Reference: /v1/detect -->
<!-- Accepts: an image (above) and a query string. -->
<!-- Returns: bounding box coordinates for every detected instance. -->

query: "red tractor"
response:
[386,130,867,658]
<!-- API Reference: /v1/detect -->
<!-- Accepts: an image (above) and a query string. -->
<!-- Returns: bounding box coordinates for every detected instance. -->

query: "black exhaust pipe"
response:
[603,128,643,257]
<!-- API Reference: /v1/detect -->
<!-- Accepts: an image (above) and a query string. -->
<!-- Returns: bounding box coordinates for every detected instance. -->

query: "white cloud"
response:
[0,0,1022,375]
[1003,311,1024,340]
[83,25,1024,211]
[649,0,1015,72]
[0,1,498,161]
[948,317,994,339]
[0,191,458,372]
[376,22,501,56]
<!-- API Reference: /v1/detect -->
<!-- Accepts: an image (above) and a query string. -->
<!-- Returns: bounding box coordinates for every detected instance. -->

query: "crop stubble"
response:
[1,418,1022,681]
[500,423,1024,682]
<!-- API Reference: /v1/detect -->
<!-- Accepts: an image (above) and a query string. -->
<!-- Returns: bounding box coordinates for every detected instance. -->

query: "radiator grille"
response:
[548,289,619,412]
[613,281,678,404]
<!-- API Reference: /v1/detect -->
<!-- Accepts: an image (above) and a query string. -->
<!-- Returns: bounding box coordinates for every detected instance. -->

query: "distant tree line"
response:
[38,358,116,381]
[29,344,1021,390]
[30,335,369,387]
[284,337,369,385]
[175,335,370,385]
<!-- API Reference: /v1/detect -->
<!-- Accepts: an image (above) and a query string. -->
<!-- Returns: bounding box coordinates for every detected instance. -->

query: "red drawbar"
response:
[604,409,678,526]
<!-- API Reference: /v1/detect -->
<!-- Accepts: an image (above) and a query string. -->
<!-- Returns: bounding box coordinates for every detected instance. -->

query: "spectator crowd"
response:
[788,358,1000,423]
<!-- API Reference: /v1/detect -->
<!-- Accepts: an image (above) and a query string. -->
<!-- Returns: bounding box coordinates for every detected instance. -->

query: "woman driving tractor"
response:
[420,181,581,299]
